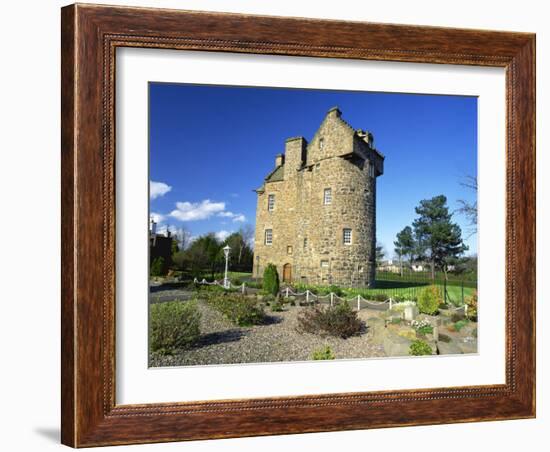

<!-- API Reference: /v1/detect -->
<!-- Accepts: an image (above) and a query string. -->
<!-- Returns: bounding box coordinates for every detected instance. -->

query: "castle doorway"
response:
[283,263,292,283]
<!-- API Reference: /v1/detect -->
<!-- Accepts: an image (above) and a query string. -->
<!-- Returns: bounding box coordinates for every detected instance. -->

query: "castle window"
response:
[320,260,329,268]
[343,228,352,245]
[323,188,332,205]
[319,137,324,150]
[265,229,273,245]
[303,237,308,250]
[287,246,293,255]
[267,194,275,211]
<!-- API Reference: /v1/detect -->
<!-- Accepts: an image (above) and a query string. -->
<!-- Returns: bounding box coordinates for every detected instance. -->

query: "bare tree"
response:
[173,225,193,251]
[456,175,478,237]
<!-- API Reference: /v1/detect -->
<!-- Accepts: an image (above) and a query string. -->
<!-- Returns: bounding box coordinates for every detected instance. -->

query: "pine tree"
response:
[412,195,468,279]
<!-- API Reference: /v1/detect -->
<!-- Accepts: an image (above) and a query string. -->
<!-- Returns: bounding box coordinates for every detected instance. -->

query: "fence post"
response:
[330,292,334,307]
[357,295,361,311]
[285,287,289,298]
[241,283,246,294]
[389,297,393,311]
[306,290,310,304]
[464,304,468,318]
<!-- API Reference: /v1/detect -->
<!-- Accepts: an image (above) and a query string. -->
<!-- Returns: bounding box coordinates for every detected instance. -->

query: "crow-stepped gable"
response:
[253,107,384,287]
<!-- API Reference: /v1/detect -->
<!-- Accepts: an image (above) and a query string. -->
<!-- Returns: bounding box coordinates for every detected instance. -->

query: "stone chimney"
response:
[284,137,307,174]
[275,153,284,167]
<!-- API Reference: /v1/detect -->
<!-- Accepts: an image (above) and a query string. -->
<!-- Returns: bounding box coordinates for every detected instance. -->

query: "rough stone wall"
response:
[253,107,383,288]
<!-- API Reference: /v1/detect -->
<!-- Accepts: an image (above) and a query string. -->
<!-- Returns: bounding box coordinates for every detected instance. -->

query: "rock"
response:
[437,341,463,355]
[457,337,477,354]
[383,333,412,356]
[403,305,419,321]
[398,328,417,341]
[367,317,386,345]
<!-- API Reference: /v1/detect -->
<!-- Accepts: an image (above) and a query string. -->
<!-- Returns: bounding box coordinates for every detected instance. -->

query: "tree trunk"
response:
[431,260,435,280]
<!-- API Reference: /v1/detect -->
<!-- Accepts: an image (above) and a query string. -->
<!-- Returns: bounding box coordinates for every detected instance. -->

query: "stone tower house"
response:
[252,107,384,287]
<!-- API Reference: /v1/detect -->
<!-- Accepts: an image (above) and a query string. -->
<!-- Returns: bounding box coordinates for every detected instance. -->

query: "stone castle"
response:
[252,107,384,287]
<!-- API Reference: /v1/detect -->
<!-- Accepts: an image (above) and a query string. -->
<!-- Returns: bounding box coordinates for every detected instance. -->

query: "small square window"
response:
[287,246,293,255]
[265,229,273,245]
[320,260,329,268]
[323,188,332,205]
[319,137,324,150]
[267,194,275,211]
[343,228,352,245]
[303,237,308,250]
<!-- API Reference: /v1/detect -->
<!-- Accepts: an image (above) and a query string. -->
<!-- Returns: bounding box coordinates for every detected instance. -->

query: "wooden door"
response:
[283,263,292,283]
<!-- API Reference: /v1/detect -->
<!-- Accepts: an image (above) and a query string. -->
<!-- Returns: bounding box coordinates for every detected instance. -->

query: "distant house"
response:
[411,263,425,272]
[378,259,401,273]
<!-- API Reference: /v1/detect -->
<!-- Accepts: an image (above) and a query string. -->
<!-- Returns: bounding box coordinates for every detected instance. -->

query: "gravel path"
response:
[150,300,385,367]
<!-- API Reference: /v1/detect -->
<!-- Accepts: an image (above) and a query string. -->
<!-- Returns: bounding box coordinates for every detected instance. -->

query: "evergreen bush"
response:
[263,263,280,296]
[417,285,441,315]
[409,339,433,356]
[150,256,165,277]
[311,346,336,360]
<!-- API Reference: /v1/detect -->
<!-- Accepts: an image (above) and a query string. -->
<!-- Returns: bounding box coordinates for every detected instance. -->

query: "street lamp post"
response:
[223,245,231,289]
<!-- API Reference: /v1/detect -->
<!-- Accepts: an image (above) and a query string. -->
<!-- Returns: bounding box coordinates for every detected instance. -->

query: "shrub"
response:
[271,300,284,312]
[314,285,343,296]
[417,286,441,315]
[372,293,390,302]
[204,293,265,326]
[467,290,478,321]
[411,319,433,335]
[453,319,470,332]
[245,280,263,289]
[311,346,336,360]
[150,301,201,354]
[409,339,433,356]
[232,278,243,286]
[263,263,280,296]
[297,302,363,339]
[150,257,166,277]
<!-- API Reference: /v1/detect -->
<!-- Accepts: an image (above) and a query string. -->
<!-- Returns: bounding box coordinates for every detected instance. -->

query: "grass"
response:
[350,283,473,300]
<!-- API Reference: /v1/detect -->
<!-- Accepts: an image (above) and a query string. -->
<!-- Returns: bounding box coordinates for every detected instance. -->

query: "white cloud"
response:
[217,211,246,222]
[169,199,226,221]
[150,212,165,224]
[215,230,233,242]
[150,181,172,200]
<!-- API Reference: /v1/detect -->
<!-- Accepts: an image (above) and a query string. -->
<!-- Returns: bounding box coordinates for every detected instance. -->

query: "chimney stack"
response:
[275,153,284,167]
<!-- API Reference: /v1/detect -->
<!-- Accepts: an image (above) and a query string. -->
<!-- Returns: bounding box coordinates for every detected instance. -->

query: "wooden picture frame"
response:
[61,3,535,447]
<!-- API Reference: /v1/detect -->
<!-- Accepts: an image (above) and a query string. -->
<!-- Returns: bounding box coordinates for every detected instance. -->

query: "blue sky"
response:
[149,83,478,256]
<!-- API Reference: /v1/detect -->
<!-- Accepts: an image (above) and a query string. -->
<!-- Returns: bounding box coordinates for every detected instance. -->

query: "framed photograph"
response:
[61,3,536,447]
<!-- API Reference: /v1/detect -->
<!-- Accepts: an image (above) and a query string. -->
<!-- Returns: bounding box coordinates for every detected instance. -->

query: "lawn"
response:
[199,271,476,305]
[349,282,475,305]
